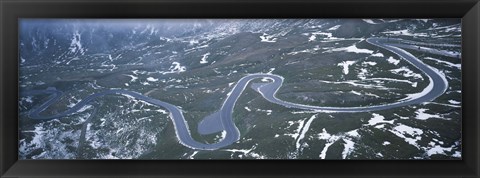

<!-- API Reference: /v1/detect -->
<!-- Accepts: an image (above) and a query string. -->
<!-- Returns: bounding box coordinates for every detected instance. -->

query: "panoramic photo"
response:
[18,19,461,159]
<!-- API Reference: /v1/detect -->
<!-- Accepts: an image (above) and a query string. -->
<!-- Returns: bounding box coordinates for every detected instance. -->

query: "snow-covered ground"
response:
[424,57,461,69]
[387,56,400,65]
[326,43,374,54]
[390,124,423,148]
[381,29,428,37]
[162,62,186,74]
[365,113,394,126]
[200,52,210,64]
[294,115,317,153]
[317,128,360,159]
[390,67,423,80]
[259,33,277,43]
[337,61,356,75]
[415,108,448,120]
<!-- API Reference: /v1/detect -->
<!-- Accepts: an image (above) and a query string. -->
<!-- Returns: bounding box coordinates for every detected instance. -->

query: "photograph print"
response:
[18,19,461,159]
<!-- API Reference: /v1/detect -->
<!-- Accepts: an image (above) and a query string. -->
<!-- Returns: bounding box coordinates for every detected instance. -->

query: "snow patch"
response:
[426,145,455,156]
[350,90,361,96]
[363,61,377,66]
[327,25,341,31]
[68,31,85,55]
[124,74,138,82]
[390,124,423,148]
[200,52,210,64]
[188,151,199,159]
[381,29,428,37]
[328,44,374,54]
[146,77,158,82]
[255,109,272,115]
[415,108,445,120]
[337,61,356,75]
[387,56,400,65]
[267,68,276,74]
[371,53,384,57]
[318,128,340,159]
[362,19,378,24]
[164,62,186,74]
[448,100,461,105]
[342,138,355,159]
[260,33,277,43]
[295,115,317,152]
[366,113,394,126]
[424,57,461,69]
[390,66,423,80]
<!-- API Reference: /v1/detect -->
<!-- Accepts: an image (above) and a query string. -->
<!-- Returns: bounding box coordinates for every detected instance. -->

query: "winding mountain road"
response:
[20,37,450,150]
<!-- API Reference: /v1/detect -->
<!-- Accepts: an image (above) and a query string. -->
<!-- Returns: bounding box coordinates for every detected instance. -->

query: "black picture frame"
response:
[1,0,479,177]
